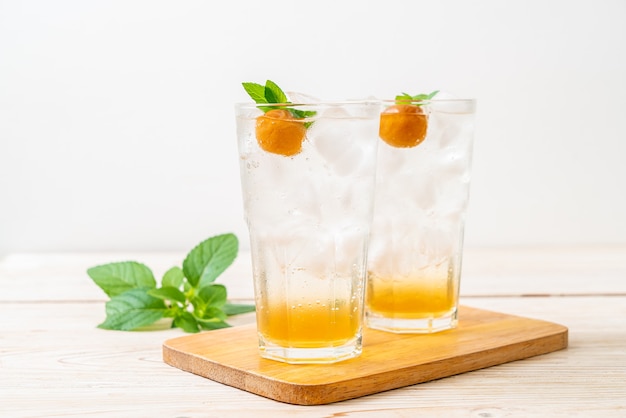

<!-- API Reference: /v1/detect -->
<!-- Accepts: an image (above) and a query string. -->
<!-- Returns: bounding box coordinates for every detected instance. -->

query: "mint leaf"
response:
[290,108,317,128]
[242,80,317,128]
[426,90,440,100]
[192,285,228,320]
[182,233,238,288]
[173,311,200,333]
[196,317,231,330]
[88,261,156,297]
[196,284,227,308]
[396,93,413,103]
[290,109,316,119]
[148,286,186,304]
[99,288,166,330]
[89,232,252,334]
[198,306,227,321]
[162,266,184,288]
[242,82,267,104]
[264,79,289,104]
[223,302,256,316]
[395,90,439,106]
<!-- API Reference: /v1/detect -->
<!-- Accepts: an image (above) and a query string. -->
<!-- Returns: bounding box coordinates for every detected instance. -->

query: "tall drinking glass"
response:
[366,98,477,333]
[235,101,380,363]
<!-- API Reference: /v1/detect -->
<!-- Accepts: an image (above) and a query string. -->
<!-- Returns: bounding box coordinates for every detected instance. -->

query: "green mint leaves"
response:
[242,79,317,125]
[395,90,440,105]
[87,233,255,333]
[242,79,289,106]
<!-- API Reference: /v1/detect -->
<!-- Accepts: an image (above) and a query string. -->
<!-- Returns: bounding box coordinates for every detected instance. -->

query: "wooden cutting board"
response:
[162,306,568,405]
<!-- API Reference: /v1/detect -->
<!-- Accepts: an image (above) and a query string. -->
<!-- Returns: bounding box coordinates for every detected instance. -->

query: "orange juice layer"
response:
[367,276,456,319]
[257,300,359,348]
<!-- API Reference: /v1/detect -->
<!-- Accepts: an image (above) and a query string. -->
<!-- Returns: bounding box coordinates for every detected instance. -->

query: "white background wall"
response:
[1,0,625,254]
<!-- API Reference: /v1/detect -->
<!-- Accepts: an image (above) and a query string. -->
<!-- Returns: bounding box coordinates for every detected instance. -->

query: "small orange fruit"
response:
[255,109,307,156]
[379,104,428,148]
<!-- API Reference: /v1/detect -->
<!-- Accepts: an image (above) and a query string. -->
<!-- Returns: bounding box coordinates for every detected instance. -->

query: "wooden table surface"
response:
[1,246,625,417]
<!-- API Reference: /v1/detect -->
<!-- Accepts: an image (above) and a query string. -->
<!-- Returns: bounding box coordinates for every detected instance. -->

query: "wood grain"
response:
[163,306,568,405]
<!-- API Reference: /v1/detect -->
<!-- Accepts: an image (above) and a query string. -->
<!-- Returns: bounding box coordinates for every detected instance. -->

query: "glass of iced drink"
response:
[366,95,477,333]
[235,99,380,363]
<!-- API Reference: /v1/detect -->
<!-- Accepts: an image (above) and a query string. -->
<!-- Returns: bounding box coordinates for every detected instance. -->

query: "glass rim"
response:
[234,100,382,108]
[235,98,476,108]
[380,98,476,104]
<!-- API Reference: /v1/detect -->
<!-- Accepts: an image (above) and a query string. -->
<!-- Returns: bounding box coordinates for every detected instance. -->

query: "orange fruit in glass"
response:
[255,109,306,156]
[379,104,428,148]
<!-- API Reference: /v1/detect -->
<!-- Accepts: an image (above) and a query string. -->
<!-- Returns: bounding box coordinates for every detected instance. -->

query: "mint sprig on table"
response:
[395,90,439,105]
[242,79,316,127]
[87,233,255,333]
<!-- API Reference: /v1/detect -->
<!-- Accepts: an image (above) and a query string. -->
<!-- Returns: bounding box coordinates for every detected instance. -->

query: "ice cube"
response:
[311,121,364,176]
[286,91,321,104]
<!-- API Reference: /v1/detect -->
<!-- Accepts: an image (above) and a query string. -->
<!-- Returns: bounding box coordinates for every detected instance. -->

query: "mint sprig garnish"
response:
[87,233,255,333]
[395,90,439,105]
[242,79,316,127]
[243,80,288,106]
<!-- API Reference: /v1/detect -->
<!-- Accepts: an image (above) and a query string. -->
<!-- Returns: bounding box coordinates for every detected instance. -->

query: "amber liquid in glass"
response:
[257,299,359,348]
[366,273,456,319]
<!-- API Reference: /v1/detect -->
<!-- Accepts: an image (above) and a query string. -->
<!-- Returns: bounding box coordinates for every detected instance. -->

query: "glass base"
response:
[258,335,362,364]
[366,309,458,334]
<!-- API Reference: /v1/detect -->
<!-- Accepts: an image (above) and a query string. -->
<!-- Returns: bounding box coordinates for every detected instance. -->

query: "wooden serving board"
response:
[162,306,568,405]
